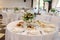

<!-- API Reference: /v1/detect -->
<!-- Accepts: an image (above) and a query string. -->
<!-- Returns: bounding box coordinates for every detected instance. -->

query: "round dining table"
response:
[5,20,58,40]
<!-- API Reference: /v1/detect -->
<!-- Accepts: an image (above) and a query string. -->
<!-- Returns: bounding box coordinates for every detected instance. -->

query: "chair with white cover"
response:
[7,9,14,13]
[35,15,43,21]
[50,16,60,32]
[36,15,52,22]
[6,10,17,22]
[12,13,19,21]
[2,13,9,25]
[39,9,46,15]
[20,9,25,13]
[57,22,60,32]
[43,15,52,22]
[10,12,24,21]
[18,10,25,20]
[27,9,34,14]
[50,16,60,24]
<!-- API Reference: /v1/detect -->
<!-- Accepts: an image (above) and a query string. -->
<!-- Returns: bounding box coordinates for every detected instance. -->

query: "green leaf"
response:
[51,8,56,12]
[43,0,51,2]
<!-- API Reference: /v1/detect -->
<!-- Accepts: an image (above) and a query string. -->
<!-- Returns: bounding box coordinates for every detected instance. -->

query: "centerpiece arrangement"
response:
[50,8,56,13]
[14,7,19,13]
[23,12,35,23]
[22,12,35,30]
[50,8,57,16]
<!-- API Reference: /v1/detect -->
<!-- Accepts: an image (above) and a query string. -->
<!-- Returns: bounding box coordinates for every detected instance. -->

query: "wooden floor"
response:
[0,15,5,40]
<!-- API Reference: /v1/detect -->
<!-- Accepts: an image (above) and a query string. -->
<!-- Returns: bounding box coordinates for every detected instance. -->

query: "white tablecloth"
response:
[5,20,58,40]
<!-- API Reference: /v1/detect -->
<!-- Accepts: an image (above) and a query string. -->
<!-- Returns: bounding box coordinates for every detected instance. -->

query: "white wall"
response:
[52,0,58,8]
[0,0,31,8]
[56,0,60,7]
[33,0,38,8]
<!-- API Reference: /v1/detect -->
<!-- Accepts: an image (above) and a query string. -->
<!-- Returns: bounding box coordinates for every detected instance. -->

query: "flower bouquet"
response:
[49,8,57,16]
[14,7,19,13]
[14,7,19,11]
[23,12,35,23]
[50,8,56,13]
[23,12,35,29]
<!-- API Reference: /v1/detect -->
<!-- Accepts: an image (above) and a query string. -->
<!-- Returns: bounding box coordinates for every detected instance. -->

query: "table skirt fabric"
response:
[5,29,58,40]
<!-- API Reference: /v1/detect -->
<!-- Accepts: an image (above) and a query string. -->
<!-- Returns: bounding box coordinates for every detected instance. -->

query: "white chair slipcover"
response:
[36,15,52,22]
[2,13,9,25]
[50,16,60,24]
[50,16,60,32]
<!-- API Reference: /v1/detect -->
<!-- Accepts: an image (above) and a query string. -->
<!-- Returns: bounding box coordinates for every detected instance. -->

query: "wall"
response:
[52,0,58,8]
[0,0,31,8]
[33,0,38,8]
[56,0,60,7]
